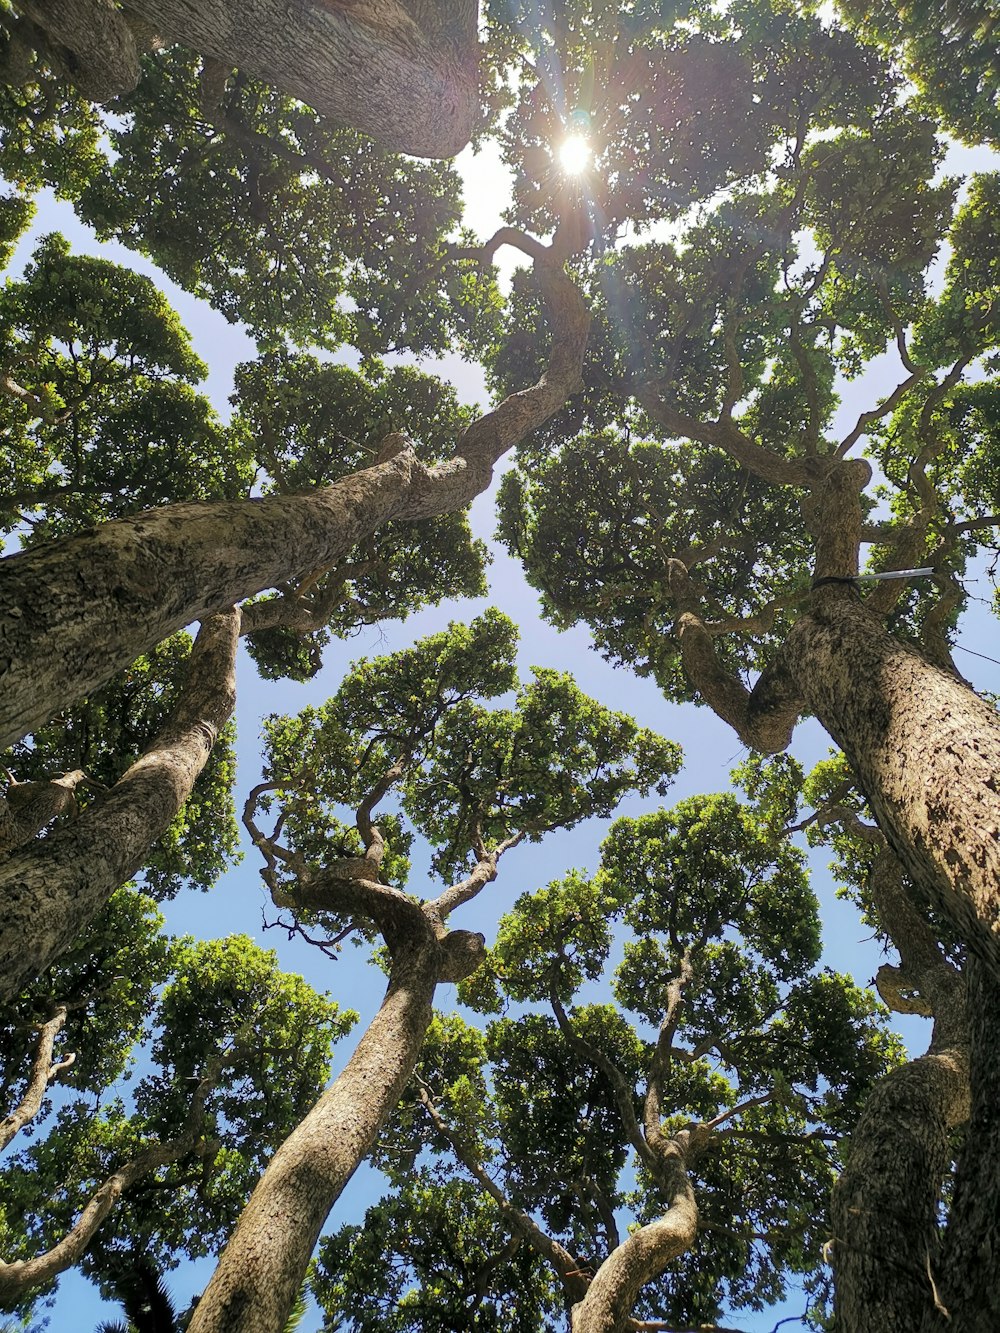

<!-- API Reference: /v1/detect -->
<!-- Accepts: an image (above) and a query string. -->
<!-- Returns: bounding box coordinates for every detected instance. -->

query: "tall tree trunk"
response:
[0,607,239,1000]
[0,454,427,749]
[923,956,1000,1331]
[15,0,479,157]
[831,1041,968,1333]
[186,937,441,1333]
[831,843,969,1332]
[782,587,1000,979]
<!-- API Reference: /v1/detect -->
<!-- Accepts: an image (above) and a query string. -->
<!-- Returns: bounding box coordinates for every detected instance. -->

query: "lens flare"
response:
[558,133,592,176]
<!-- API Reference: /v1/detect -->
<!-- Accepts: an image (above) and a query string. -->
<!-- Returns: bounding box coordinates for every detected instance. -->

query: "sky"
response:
[9,125,1000,1333]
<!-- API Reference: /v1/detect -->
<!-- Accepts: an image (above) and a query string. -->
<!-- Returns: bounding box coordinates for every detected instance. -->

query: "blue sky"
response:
[10,128,999,1331]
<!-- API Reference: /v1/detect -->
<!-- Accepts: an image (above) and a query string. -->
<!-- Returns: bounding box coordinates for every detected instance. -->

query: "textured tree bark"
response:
[922,957,1000,1332]
[28,0,481,157]
[831,1043,968,1333]
[782,587,1000,979]
[0,769,88,857]
[186,936,441,1333]
[571,1144,700,1333]
[0,261,588,752]
[0,607,239,1000]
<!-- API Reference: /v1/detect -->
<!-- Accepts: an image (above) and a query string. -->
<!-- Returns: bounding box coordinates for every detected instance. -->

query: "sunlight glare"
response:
[558,132,592,176]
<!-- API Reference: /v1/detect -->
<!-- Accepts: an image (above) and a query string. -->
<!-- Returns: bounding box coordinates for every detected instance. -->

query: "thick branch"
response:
[0,768,90,858]
[0,607,240,1000]
[637,388,815,489]
[11,0,140,100]
[429,836,523,920]
[0,254,588,752]
[187,935,443,1333]
[667,561,802,754]
[571,1133,703,1333]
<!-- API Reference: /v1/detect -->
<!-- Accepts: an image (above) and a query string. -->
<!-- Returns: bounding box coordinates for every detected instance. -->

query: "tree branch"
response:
[0,1043,226,1301]
[0,1004,74,1151]
[416,1079,591,1306]
[667,560,802,754]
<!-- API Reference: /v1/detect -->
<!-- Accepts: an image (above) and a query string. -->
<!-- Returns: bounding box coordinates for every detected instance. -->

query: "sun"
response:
[558,132,592,176]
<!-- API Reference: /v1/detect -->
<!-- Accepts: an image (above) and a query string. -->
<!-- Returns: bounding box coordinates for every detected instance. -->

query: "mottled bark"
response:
[832,1044,968,1333]
[0,769,89,858]
[8,0,139,98]
[829,844,968,1333]
[14,0,480,157]
[571,1135,702,1333]
[0,261,588,752]
[0,607,239,1000]
[0,1005,75,1151]
[783,587,1000,979]
[923,956,1000,1332]
[187,924,483,1333]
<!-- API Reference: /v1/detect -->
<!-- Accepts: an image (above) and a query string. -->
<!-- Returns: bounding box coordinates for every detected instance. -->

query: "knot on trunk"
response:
[437,929,486,983]
[11,0,143,101]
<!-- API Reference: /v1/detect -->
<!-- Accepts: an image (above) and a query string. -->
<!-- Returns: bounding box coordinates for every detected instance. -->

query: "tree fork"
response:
[0,257,588,752]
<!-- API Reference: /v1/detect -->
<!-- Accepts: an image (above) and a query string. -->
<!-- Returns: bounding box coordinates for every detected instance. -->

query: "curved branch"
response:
[0,1005,73,1151]
[667,561,802,754]
[416,1080,590,1306]
[571,1135,703,1333]
[429,835,523,920]
[0,1049,223,1302]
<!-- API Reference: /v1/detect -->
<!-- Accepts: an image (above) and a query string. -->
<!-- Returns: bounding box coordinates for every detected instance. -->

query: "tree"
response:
[839,0,1000,145]
[3,0,480,157]
[0,888,355,1314]
[311,789,902,1331]
[0,208,582,992]
[185,611,679,1333]
[492,0,1000,987]
[2,0,1000,1327]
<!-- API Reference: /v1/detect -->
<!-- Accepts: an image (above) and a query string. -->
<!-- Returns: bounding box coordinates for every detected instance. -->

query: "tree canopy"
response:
[1,1,999,1331]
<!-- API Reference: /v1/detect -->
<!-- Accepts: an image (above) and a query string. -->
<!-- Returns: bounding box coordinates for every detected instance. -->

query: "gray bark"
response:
[0,261,588,752]
[570,1145,700,1333]
[829,838,969,1332]
[923,956,1000,1332]
[187,924,483,1333]
[782,586,1000,980]
[832,1044,968,1333]
[15,0,480,157]
[11,0,139,99]
[0,607,239,1000]
[0,769,88,857]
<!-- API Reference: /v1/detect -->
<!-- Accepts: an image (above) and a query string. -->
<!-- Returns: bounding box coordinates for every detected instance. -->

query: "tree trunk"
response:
[831,1044,969,1332]
[782,586,1000,979]
[571,1142,699,1333]
[923,956,1000,1331]
[186,937,440,1333]
[0,452,433,751]
[113,0,480,158]
[0,607,239,1000]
